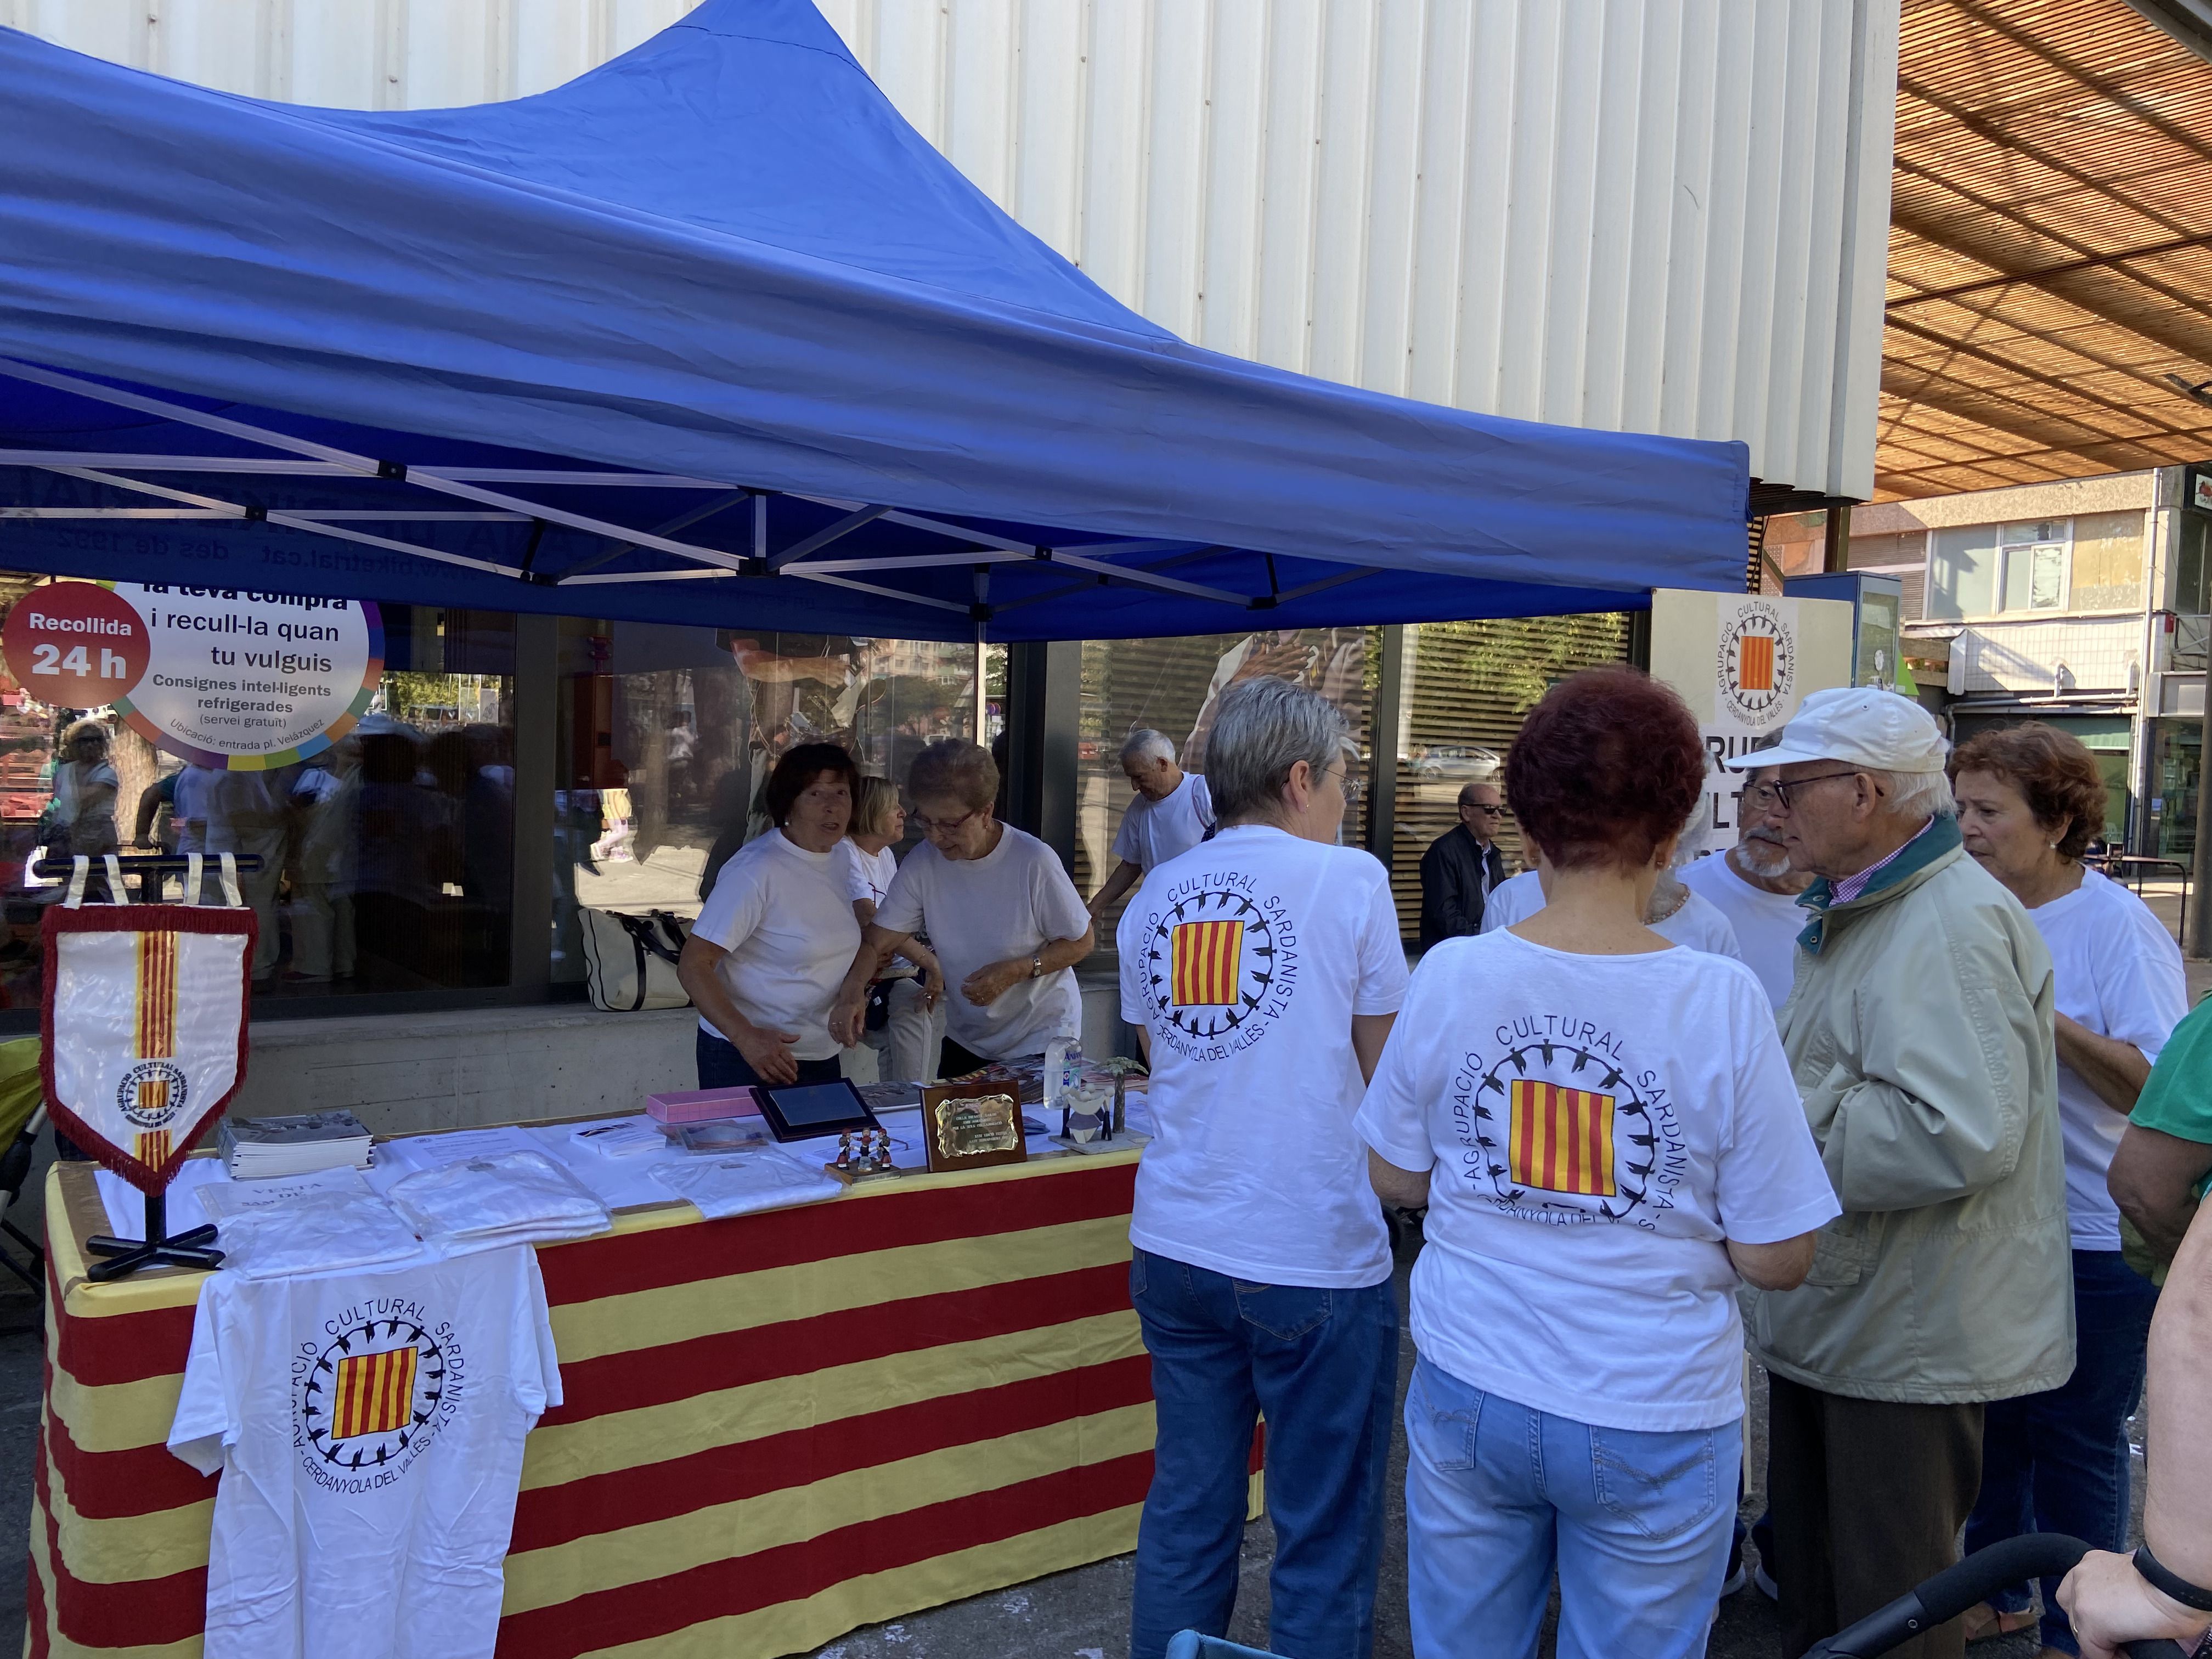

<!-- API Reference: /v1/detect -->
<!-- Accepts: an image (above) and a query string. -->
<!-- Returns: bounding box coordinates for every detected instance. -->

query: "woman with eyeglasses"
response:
[831,739,1093,1077]
[676,742,864,1090]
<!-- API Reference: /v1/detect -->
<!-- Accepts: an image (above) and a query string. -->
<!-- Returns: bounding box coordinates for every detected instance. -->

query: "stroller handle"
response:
[1801,1534,2189,1659]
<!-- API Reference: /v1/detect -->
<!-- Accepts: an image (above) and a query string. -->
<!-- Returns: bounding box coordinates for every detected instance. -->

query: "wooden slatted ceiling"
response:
[1878,0,2212,501]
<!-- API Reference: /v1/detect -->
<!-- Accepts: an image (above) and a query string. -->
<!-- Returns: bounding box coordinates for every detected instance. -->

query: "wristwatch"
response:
[1029,952,1044,979]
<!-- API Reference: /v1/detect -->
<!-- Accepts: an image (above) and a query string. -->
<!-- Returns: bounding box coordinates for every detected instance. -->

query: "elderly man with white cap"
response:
[1723,687,2068,1659]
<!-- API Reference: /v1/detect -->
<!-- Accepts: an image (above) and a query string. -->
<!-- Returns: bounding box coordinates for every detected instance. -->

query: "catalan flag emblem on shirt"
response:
[1171,919,1245,1007]
[332,1346,420,1440]
[1736,632,1776,693]
[1508,1081,1618,1198]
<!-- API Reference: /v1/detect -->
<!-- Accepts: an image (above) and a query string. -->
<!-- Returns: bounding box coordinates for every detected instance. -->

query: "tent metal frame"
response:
[0,359,1379,625]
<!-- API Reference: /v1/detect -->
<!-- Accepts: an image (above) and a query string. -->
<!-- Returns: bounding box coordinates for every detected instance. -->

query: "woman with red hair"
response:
[1358,667,1838,1659]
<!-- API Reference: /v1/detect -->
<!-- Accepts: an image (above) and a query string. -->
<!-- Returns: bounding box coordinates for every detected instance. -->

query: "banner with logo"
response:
[1649,590,1855,861]
[0,580,382,769]
[42,898,255,1192]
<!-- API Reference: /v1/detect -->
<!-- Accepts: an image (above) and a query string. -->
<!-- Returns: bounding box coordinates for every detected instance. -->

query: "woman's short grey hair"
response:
[1874,768,1956,822]
[1120,729,1176,766]
[906,739,998,814]
[1207,679,1351,821]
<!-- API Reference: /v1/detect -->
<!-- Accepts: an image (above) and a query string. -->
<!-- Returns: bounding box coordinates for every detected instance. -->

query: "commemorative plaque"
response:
[920,1079,1029,1174]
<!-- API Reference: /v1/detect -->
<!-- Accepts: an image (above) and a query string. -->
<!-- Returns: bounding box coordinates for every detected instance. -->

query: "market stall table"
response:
[26,1130,1241,1659]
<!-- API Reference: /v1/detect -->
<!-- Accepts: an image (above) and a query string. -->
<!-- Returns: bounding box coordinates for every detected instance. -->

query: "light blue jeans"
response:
[1404,1357,1742,1659]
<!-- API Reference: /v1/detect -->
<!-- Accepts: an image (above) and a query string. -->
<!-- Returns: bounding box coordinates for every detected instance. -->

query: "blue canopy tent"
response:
[0,0,1749,643]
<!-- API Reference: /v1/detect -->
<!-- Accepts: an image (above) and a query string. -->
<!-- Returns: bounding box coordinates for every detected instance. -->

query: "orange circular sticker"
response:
[1,582,150,705]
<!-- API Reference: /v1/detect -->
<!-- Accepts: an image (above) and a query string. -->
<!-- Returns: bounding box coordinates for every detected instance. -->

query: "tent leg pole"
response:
[1368,626,1405,866]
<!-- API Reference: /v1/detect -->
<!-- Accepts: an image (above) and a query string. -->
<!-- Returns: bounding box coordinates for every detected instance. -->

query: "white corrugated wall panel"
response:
[1,0,1896,499]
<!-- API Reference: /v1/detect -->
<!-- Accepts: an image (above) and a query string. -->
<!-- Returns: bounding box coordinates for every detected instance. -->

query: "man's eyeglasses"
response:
[911,807,985,837]
[1465,802,1505,817]
[1754,770,1865,811]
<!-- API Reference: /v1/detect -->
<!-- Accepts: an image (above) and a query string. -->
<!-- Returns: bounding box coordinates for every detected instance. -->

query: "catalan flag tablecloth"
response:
[27,1142,1205,1658]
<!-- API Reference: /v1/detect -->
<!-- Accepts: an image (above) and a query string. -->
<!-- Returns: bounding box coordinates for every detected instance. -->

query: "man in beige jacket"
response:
[1725,687,2070,1659]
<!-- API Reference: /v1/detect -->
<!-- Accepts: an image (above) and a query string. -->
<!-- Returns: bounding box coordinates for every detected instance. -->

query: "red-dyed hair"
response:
[1504,667,1706,872]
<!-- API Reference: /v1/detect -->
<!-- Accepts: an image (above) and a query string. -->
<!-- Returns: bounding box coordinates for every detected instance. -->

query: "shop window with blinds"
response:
[1387,615,1632,939]
[1076,629,1373,932]
[551,624,984,980]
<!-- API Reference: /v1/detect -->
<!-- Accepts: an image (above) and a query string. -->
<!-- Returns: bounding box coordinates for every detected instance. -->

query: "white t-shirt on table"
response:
[1679,851,1807,1011]
[168,1246,562,1659]
[838,839,899,909]
[691,828,864,1060]
[1120,826,1409,1288]
[877,823,1090,1061]
[1357,931,1838,1431]
[1111,773,1215,872]
[2028,866,2187,1249]
[1480,868,1746,961]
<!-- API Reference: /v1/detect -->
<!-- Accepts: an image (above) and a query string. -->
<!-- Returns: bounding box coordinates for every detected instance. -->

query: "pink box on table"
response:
[645,1085,763,1126]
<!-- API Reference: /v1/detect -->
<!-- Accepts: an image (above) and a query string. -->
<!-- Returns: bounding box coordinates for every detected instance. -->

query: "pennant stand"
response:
[35,853,261,1282]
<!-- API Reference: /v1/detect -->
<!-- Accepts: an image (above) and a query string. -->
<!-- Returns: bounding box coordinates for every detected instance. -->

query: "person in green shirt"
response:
[2111,993,2212,1283]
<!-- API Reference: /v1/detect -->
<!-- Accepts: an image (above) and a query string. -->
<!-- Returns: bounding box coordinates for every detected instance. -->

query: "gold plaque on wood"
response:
[920,1080,1030,1173]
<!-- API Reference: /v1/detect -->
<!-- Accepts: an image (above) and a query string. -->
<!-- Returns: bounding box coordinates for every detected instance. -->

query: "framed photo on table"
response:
[919,1079,1029,1174]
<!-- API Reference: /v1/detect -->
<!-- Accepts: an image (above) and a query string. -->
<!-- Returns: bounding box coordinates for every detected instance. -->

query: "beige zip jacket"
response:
[1744,820,2073,1404]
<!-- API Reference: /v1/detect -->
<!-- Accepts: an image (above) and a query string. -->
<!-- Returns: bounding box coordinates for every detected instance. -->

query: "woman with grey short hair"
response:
[1115,675,1410,1659]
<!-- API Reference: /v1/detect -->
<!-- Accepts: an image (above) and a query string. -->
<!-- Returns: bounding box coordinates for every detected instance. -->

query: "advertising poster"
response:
[1649,589,1854,861]
[1,581,382,768]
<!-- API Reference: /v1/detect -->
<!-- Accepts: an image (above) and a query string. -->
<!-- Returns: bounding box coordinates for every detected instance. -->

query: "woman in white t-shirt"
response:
[1952,724,2186,1651]
[831,740,1093,1073]
[1481,853,1744,962]
[676,743,863,1090]
[838,776,945,1084]
[1359,667,1837,1659]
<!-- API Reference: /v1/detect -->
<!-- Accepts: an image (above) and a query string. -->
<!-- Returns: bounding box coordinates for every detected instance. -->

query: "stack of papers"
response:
[387,1149,612,1252]
[218,1110,374,1180]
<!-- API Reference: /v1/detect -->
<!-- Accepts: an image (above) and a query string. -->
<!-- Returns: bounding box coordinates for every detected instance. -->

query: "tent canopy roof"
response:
[0,0,1750,642]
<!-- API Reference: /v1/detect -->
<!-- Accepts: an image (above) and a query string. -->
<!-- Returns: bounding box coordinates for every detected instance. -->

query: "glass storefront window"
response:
[2147,718,2199,863]
[1386,615,1630,937]
[1076,629,1373,928]
[0,574,514,1012]
[552,623,983,978]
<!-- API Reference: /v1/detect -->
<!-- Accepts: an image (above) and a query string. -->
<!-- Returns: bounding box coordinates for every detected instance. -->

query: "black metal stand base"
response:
[83,1192,222,1282]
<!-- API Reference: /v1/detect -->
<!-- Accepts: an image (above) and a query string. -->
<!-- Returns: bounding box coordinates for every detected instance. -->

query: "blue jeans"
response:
[1128,1249,1398,1659]
[695,1028,843,1090]
[1964,1249,2159,1654]
[1404,1357,1742,1659]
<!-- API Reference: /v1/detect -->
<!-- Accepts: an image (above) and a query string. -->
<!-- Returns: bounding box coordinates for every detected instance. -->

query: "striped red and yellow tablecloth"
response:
[27,1143,1245,1658]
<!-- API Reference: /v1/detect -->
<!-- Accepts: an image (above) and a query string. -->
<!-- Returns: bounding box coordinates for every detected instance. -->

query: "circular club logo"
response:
[0,581,150,706]
[297,1311,452,1486]
[1138,881,1295,1057]
[1717,601,1795,726]
[1464,1036,1662,1226]
[115,1060,188,1128]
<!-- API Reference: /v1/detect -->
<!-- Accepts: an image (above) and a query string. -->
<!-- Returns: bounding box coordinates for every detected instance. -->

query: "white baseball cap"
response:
[1722,686,1948,775]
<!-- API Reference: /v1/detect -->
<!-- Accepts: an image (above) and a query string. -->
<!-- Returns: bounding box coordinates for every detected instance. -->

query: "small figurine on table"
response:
[834,1132,853,1170]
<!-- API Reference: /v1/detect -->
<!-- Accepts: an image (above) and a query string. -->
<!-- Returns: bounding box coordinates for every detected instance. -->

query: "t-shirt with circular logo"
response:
[1357,929,1839,1432]
[1117,823,1410,1289]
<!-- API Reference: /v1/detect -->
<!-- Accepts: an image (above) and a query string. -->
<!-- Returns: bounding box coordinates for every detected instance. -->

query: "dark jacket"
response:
[1418,824,1508,949]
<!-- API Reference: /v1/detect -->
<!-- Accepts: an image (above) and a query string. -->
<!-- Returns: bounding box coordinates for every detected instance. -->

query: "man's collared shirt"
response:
[1830,815,1936,905]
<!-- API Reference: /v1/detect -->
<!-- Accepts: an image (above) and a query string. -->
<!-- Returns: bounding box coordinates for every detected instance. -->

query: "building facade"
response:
[1776,464,2212,858]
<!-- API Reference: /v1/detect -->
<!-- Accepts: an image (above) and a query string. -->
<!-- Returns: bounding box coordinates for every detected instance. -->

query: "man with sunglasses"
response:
[1416,780,1509,950]
[1720,687,2066,1659]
